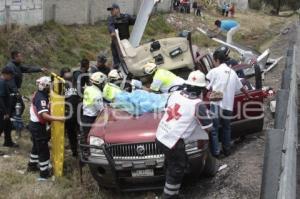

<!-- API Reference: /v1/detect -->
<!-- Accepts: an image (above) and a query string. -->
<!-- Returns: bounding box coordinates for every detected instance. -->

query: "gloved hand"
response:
[131,79,143,90]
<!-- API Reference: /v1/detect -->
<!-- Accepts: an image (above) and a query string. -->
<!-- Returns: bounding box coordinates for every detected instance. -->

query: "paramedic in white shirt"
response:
[206,46,251,157]
[156,70,212,199]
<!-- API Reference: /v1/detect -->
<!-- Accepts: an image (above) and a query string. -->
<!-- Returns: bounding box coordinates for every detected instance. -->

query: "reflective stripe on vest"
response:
[103,83,122,102]
[83,85,100,106]
[154,69,179,87]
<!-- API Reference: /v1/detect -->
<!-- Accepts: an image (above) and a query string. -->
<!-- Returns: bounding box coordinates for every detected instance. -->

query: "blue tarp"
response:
[112,90,168,115]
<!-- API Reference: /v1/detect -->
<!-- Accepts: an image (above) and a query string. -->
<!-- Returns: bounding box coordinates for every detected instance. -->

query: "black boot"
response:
[27,162,39,173]
[3,142,19,148]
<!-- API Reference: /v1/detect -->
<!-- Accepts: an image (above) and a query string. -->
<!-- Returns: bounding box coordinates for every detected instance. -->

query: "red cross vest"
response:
[156,91,203,149]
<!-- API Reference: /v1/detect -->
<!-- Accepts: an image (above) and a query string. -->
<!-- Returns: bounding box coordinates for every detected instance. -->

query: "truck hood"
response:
[89,109,162,144]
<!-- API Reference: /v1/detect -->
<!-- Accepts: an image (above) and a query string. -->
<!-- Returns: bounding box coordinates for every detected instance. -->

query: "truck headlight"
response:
[89,136,105,157]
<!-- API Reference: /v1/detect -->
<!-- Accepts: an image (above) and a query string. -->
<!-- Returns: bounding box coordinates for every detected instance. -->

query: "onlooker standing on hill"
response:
[192,1,198,15]
[225,4,230,17]
[229,3,235,17]
[196,3,203,17]
[222,2,227,16]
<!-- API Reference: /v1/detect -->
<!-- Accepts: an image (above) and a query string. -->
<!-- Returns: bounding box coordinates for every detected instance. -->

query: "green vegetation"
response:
[0,14,175,97]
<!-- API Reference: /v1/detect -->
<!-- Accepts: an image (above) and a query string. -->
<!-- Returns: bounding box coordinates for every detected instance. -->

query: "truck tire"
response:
[202,151,217,177]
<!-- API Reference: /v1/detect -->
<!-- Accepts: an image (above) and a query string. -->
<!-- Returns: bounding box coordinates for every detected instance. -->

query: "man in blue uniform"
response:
[61,67,80,157]
[107,3,136,67]
[0,67,18,147]
[211,19,240,44]
[6,51,46,117]
[27,76,65,179]
[73,58,90,96]
[90,55,111,76]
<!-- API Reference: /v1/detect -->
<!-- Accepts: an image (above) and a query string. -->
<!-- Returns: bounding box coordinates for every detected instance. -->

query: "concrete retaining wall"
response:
[44,0,172,25]
[0,0,43,26]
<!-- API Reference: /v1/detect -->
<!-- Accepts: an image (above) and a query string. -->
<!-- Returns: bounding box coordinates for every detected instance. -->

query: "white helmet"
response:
[143,63,157,75]
[36,76,51,91]
[185,71,206,87]
[90,72,107,85]
[108,69,122,81]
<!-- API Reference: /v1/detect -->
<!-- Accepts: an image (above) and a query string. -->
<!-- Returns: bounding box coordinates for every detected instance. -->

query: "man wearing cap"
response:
[0,67,18,147]
[107,3,136,67]
[90,55,111,76]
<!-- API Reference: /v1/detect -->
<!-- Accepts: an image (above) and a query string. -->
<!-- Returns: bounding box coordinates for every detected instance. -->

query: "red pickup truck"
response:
[79,53,269,191]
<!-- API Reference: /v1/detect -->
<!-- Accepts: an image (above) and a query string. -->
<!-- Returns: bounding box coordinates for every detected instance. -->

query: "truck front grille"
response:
[106,142,163,160]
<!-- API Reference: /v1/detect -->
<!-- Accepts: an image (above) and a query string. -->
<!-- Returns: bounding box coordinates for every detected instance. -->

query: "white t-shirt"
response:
[206,63,243,111]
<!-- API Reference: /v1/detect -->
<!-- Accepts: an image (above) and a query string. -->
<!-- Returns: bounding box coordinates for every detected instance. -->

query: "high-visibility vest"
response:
[151,69,184,92]
[103,83,122,102]
[83,85,101,106]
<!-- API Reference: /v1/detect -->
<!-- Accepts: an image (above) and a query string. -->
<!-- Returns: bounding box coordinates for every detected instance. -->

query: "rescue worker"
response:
[61,67,79,157]
[103,69,122,102]
[6,51,46,118]
[156,70,212,199]
[206,46,252,157]
[220,45,245,78]
[27,76,65,179]
[73,58,90,96]
[107,3,136,67]
[0,67,18,147]
[210,19,240,44]
[143,63,185,93]
[90,55,111,76]
[81,72,107,143]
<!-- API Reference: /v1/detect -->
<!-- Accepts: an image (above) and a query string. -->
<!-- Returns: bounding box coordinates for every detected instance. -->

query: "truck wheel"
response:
[202,151,217,177]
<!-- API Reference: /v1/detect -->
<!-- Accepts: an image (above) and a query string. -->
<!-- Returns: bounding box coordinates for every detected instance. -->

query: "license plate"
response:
[131,169,154,177]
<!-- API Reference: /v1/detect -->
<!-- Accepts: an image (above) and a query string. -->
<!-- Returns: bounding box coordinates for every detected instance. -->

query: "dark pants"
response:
[111,42,120,68]
[28,122,51,178]
[210,104,232,156]
[156,139,187,199]
[80,115,97,144]
[66,116,78,156]
[196,9,202,16]
[0,111,13,145]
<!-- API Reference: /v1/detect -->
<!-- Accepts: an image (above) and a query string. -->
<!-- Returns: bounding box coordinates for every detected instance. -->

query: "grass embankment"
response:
[0,14,175,97]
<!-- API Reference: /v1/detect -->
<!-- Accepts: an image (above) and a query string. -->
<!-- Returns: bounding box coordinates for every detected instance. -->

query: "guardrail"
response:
[260,43,298,199]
